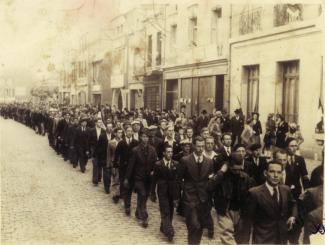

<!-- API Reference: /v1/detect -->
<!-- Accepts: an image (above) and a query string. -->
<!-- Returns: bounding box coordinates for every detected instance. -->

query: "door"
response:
[198,76,215,114]
[181,78,193,116]
[215,75,224,111]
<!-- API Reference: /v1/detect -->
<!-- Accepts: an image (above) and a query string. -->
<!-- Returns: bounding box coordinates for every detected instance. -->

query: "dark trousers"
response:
[231,133,242,146]
[92,158,104,184]
[134,180,151,221]
[119,167,133,209]
[78,150,88,172]
[185,202,211,245]
[69,148,78,165]
[158,192,175,236]
[103,167,111,192]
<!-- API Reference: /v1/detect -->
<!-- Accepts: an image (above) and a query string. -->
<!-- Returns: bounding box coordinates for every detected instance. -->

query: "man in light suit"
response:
[243,160,297,244]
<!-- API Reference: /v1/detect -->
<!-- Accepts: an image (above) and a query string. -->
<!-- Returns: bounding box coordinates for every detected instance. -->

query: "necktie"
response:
[226,148,230,156]
[273,186,279,203]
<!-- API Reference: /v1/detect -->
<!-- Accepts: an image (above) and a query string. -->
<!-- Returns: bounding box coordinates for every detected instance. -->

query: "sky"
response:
[0,0,133,88]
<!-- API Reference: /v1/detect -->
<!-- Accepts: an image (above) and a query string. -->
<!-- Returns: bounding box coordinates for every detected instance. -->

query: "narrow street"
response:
[0,118,219,245]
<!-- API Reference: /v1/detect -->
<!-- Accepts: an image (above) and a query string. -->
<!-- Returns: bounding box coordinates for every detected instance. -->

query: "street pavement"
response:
[0,118,220,245]
[1,118,321,245]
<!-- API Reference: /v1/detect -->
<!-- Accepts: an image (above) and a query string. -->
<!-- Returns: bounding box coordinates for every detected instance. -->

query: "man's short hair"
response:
[163,144,173,153]
[274,149,288,159]
[205,136,215,143]
[186,127,193,133]
[194,136,205,144]
[200,127,209,134]
[266,160,284,171]
[221,132,232,141]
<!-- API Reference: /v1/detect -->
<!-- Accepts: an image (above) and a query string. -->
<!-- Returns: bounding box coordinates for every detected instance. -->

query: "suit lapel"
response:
[261,184,278,214]
[200,157,209,179]
[188,154,199,181]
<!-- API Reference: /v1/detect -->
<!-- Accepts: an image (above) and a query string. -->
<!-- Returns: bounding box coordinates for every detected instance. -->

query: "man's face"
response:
[265,163,283,186]
[164,148,173,161]
[106,123,113,133]
[275,152,288,168]
[160,122,167,130]
[186,129,193,138]
[125,127,133,138]
[166,128,174,138]
[141,134,149,144]
[222,135,232,147]
[201,130,209,139]
[116,130,123,139]
[253,149,260,158]
[96,120,103,128]
[236,147,246,159]
[205,138,215,151]
[183,144,191,153]
[195,140,205,156]
[133,123,140,132]
[287,140,298,155]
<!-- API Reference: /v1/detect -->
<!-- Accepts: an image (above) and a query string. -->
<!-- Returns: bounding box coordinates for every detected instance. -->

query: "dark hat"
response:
[234,109,241,114]
[80,116,88,122]
[139,128,150,136]
[249,143,261,151]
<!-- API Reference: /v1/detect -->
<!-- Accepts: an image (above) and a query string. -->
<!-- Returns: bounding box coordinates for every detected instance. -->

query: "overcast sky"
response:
[0,0,137,88]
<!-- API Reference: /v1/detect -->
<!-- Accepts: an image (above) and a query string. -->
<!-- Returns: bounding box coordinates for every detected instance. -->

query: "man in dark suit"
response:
[55,112,70,158]
[243,160,297,244]
[113,126,139,214]
[124,128,157,227]
[214,133,232,171]
[157,126,181,160]
[230,109,244,146]
[75,116,90,173]
[284,138,310,243]
[150,145,181,242]
[246,143,268,185]
[155,119,167,139]
[196,110,209,134]
[177,136,227,244]
[89,117,108,186]
[275,114,289,149]
[67,117,79,168]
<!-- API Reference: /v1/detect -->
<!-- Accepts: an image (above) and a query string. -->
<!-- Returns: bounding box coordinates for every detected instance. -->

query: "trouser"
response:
[69,147,78,166]
[111,168,120,197]
[119,167,133,209]
[231,133,242,146]
[92,158,104,184]
[202,195,214,235]
[134,180,151,221]
[103,166,112,192]
[158,192,175,237]
[185,202,211,245]
[288,220,303,244]
[217,209,248,245]
[78,150,88,172]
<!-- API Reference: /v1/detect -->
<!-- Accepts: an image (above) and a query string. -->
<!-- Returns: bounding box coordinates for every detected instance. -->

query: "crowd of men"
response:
[0,102,323,245]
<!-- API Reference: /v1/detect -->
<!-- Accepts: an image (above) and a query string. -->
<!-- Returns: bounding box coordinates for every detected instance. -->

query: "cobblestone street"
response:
[1,118,221,245]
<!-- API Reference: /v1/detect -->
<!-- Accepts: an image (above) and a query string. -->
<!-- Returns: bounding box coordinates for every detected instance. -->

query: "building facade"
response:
[229,3,323,157]
[162,1,231,116]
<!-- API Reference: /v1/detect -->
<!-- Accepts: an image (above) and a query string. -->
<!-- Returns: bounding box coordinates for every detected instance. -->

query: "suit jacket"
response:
[113,137,139,169]
[244,184,298,244]
[230,116,244,135]
[126,143,158,181]
[155,128,164,139]
[214,146,232,172]
[246,156,268,185]
[89,128,108,160]
[150,159,181,200]
[284,155,309,200]
[275,121,289,148]
[75,126,90,154]
[178,154,214,207]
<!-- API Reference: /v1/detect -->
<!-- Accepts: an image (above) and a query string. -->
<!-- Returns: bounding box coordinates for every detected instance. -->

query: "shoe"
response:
[125,208,131,216]
[112,195,119,204]
[81,170,85,173]
[208,231,214,239]
[73,164,77,168]
[105,189,110,194]
[93,182,98,186]
[142,219,148,228]
[167,233,173,242]
[135,210,140,219]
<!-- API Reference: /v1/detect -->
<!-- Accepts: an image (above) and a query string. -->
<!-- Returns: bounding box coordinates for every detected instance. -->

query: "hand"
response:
[123,179,129,189]
[220,163,228,173]
[150,194,157,202]
[287,217,295,231]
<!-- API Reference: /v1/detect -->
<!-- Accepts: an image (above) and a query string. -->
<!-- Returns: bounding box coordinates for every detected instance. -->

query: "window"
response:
[166,79,178,110]
[245,65,259,116]
[188,16,197,46]
[147,35,152,67]
[274,4,303,27]
[211,7,222,44]
[170,24,177,51]
[281,61,299,122]
[239,7,262,35]
[145,86,160,110]
[156,32,162,66]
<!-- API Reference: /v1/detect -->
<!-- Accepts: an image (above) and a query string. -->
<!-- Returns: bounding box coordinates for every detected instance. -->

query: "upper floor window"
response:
[156,32,162,66]
[239,7,262,35]
[211,7,222,44]
[274,4,303,27]
[147,35,152,67]
[188,16,198,46]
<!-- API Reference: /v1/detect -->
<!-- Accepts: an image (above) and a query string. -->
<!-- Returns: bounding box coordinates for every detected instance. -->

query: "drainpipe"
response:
[228,4,233,113]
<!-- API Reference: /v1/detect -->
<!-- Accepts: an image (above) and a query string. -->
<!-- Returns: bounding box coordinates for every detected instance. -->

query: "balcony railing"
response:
[238,7,262,35]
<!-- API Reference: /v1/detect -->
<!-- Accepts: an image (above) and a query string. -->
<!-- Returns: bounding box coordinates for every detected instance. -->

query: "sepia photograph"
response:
[0,0,324,244]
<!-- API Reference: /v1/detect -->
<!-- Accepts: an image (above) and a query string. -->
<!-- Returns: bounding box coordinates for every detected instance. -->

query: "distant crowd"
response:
[0,102,323,245]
